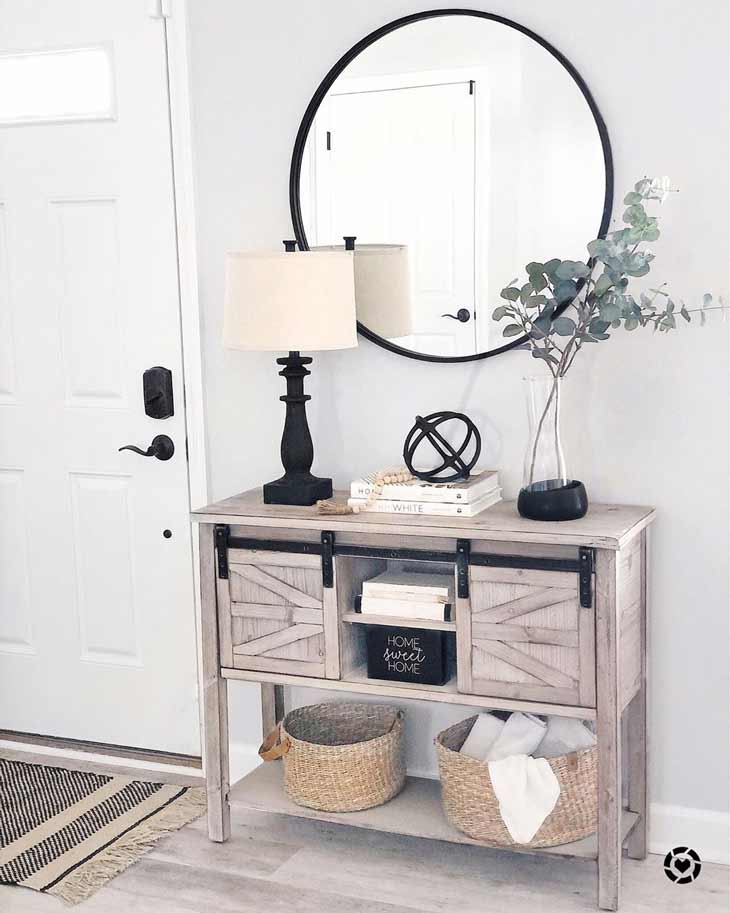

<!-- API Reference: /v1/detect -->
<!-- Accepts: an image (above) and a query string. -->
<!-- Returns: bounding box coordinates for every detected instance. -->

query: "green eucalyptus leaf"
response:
[594,274,613,297]
[526,294,548,308]
[703,293,713,307]
[531,349,559,365]
[680,306,691,323]
[503,324,524,337]
[624,191,642,204]
[625,317,639,331]
[589,318,610,334]
[500,286,521,301]
[554,260,589,280]
[554,279,578,303]
[520,283,533,305]
[552,316,576,336]
[530,273,548,293]
[543,258,561,276]
[492,305,509,320]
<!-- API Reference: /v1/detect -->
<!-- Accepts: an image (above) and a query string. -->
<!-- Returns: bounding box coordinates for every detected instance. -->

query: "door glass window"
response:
[0,46,114,125]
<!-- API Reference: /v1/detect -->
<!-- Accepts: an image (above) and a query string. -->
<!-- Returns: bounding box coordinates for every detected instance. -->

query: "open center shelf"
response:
[341,611,456,632]
[230,763,639,861]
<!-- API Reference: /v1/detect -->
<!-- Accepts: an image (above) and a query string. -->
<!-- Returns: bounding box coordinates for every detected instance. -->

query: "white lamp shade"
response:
[314,244,413,339]
[223,250,358,352]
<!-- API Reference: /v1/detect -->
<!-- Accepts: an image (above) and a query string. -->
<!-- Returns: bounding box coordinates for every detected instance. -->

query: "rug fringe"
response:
[47,788,206,905]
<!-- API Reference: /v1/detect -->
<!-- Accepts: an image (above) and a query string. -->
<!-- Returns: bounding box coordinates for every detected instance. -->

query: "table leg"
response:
[596,549,621,911]
[200,524,231,842]
[625,531,648,859]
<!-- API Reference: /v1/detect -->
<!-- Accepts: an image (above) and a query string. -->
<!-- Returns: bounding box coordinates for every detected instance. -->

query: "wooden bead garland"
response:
[316,466,414,515]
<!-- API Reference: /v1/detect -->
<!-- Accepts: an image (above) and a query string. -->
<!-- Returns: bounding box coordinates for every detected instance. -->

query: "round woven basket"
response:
[435,715,597,847]
[259,702,406,813]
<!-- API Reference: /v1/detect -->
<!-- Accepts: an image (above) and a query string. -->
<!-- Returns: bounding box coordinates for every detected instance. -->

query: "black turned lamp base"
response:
[263,472,332,506]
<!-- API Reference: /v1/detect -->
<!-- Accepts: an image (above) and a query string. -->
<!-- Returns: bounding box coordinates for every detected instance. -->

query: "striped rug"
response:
[0,758,205,904]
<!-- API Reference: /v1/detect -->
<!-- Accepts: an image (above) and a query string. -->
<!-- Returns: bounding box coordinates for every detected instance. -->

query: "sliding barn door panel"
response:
[218,550,334,678]
[464,565,595,707]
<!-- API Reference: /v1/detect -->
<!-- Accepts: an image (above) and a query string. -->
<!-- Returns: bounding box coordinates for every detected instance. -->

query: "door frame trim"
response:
[164,0,209,773]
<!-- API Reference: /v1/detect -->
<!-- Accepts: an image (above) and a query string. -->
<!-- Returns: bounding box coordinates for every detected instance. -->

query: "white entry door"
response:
[0,2,199,754]
[307,79,476,356]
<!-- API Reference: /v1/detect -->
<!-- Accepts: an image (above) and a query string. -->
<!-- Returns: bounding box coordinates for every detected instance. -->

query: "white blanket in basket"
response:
[488,754,560,843]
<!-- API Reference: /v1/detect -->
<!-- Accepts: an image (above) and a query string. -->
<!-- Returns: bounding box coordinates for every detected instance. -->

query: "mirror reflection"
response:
[298,15,608,360]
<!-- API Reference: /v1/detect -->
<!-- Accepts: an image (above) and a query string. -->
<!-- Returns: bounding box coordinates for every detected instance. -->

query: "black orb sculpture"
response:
[403,411,481,483]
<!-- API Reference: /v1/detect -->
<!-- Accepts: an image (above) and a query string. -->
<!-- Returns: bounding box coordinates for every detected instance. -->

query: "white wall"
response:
[187,0,730,843]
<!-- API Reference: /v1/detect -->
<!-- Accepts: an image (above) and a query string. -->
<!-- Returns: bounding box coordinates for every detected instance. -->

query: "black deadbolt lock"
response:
[143,366,174,419]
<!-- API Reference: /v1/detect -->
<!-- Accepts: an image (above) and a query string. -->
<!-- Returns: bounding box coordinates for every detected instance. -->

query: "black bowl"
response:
[517,480,588,521]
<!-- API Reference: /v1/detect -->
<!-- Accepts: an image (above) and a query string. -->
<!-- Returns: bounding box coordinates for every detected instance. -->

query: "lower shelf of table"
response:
[230,762,639,861]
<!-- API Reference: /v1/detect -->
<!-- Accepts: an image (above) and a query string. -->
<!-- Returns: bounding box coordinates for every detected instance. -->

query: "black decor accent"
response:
[366,626,449,686]
[517,479,589,521]
[288,8,614,364]
[403,411,481,482]
[263,350,333,505]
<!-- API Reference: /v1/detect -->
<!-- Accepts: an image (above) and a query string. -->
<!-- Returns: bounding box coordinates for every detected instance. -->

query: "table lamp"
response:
[224,241,357,505]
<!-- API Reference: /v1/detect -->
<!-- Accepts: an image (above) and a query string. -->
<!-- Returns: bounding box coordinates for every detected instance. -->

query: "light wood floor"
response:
[1,790,727,913]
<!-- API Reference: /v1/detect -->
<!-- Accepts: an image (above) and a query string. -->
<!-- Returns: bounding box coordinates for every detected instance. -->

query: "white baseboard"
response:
[649,802,729,865]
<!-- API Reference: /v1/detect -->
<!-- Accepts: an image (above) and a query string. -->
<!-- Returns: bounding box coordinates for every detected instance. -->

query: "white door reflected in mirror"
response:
[297,15,608,360]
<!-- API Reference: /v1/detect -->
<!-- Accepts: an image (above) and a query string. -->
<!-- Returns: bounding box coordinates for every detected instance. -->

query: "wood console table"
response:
[193,489,653,911]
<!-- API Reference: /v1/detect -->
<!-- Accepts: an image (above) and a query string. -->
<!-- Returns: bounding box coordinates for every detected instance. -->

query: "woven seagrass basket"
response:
[435,715,597,847]
[259,702,406,812]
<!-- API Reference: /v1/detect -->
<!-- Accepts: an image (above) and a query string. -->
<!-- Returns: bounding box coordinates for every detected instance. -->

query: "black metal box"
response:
[366,625,449,686]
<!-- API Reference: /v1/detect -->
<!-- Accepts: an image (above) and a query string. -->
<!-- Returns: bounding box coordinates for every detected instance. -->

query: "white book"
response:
[363,571,452,602]
[348,488,502,518]
[359,596,451,622]
[350,468,499,504]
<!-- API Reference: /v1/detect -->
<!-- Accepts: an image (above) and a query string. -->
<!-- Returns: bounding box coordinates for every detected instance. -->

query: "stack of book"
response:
[348,469,501,517]
[358,570,453,621]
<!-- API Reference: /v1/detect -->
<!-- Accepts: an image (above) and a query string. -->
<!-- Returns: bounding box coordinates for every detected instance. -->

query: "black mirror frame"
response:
[289,8,614,364]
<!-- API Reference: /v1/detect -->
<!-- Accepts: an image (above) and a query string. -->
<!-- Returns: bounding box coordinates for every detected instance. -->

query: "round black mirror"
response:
[290,9,613,363]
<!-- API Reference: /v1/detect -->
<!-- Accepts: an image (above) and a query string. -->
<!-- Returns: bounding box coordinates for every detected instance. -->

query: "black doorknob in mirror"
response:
[441,308,471,323]
[119,434,175,461]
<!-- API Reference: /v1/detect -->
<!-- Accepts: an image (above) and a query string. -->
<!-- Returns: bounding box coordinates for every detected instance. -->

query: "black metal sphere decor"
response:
[403,411,481,483]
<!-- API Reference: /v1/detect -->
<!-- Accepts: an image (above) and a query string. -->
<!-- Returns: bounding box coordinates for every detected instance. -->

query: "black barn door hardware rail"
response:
[213,525,594,605]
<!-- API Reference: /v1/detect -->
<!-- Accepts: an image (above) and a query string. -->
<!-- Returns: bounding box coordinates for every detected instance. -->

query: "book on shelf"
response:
[347,488,502,518]
[362,570,452,603]
[355,594,451,622]
[350,468,499,503]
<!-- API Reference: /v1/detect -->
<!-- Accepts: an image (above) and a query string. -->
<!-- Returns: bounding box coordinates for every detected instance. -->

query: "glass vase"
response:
[517,375,588,520]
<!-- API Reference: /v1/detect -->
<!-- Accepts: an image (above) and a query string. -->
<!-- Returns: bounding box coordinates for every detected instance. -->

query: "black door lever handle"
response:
[119,434,175,461]
[441,308,471,323]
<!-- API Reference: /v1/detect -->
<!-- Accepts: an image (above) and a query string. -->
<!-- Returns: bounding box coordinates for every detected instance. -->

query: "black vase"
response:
[518,480,589,521]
